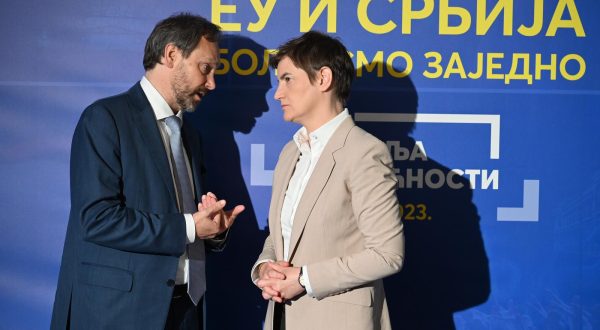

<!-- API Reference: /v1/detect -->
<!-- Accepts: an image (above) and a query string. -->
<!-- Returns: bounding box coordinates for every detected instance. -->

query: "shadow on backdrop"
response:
[348,62,490,330]
[186,34,270,330]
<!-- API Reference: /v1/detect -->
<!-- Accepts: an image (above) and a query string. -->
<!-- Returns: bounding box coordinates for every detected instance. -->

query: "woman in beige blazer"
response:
[252,31,405,330]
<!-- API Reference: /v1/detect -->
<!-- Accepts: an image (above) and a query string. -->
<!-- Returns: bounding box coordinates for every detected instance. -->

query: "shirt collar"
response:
[293,108,350,152]
[140,76,183,121]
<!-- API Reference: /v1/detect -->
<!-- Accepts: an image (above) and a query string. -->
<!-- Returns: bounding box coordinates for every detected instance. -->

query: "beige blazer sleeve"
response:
[306,126,404,299]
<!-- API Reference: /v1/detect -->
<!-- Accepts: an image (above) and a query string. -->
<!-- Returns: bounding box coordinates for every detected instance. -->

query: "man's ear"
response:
[318,66,333,92]
[162,43,179,69]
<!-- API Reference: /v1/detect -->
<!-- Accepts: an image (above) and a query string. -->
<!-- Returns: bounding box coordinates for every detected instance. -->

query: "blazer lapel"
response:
[128,83,177,204]
[273,144,300,260]
[182,119,204,204]
[288,117,355,261]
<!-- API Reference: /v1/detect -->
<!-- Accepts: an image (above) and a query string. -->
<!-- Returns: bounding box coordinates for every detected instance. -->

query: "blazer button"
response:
[166,279,175,287]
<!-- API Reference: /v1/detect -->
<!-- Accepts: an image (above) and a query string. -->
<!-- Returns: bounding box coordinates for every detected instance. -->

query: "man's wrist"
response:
[184,213,196,243]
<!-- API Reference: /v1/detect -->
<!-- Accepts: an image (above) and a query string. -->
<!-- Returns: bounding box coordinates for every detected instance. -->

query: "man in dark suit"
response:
[51,13,244,329]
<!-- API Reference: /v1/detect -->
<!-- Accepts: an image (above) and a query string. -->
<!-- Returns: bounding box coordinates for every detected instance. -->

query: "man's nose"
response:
[205,73,216,90]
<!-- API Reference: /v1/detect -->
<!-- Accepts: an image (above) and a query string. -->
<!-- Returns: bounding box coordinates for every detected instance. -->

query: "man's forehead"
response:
[193,40,219,61]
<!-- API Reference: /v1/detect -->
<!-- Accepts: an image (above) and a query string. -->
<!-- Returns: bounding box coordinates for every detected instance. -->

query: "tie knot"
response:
[165,115,182,134]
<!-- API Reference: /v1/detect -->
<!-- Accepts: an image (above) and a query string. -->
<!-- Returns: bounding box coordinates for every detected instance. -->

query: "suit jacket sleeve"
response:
[308,138,405,299]
[70,103,186,256]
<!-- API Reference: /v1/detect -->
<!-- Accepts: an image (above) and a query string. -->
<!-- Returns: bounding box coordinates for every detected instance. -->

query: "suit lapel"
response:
[128,83,178,204]
[287,117,355,261]
[273,144,300,260]
[182,119,204,204]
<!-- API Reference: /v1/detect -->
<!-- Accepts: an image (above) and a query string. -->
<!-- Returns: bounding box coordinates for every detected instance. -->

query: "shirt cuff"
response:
[184,214,196,244]
[302,265,314,297]
[251,259,274,285]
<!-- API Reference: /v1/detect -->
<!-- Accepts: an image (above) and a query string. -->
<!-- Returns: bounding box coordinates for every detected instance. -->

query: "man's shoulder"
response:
[94,91,129,106]
[88,83,140,111]
[80,84,143,121]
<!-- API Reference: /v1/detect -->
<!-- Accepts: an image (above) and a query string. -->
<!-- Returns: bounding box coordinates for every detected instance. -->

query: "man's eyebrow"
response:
[200,60,220,66]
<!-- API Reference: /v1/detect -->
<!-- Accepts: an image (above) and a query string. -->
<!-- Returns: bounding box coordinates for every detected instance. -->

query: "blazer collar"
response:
[287,116,356,261]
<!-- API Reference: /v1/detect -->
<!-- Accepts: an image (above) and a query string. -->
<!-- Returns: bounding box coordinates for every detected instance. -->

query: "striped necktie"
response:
[165,115,205,305]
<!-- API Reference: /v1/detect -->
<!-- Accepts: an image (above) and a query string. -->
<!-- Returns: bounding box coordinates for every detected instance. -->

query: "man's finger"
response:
[206,195,217,207]
[203,199,226,216]
[230,205,245,217]
[224,205,246,225]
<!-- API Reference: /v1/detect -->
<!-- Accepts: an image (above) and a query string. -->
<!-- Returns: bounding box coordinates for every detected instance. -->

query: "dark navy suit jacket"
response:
[51,83,210,329]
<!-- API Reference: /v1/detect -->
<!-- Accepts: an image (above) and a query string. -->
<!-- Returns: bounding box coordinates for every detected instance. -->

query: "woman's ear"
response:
[318,66,333,91]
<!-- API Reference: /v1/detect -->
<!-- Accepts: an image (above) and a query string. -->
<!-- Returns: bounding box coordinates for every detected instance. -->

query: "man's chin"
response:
[183,100,202,112]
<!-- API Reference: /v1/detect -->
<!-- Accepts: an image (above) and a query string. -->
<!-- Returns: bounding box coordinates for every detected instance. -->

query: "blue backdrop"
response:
[1,1,599,329]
